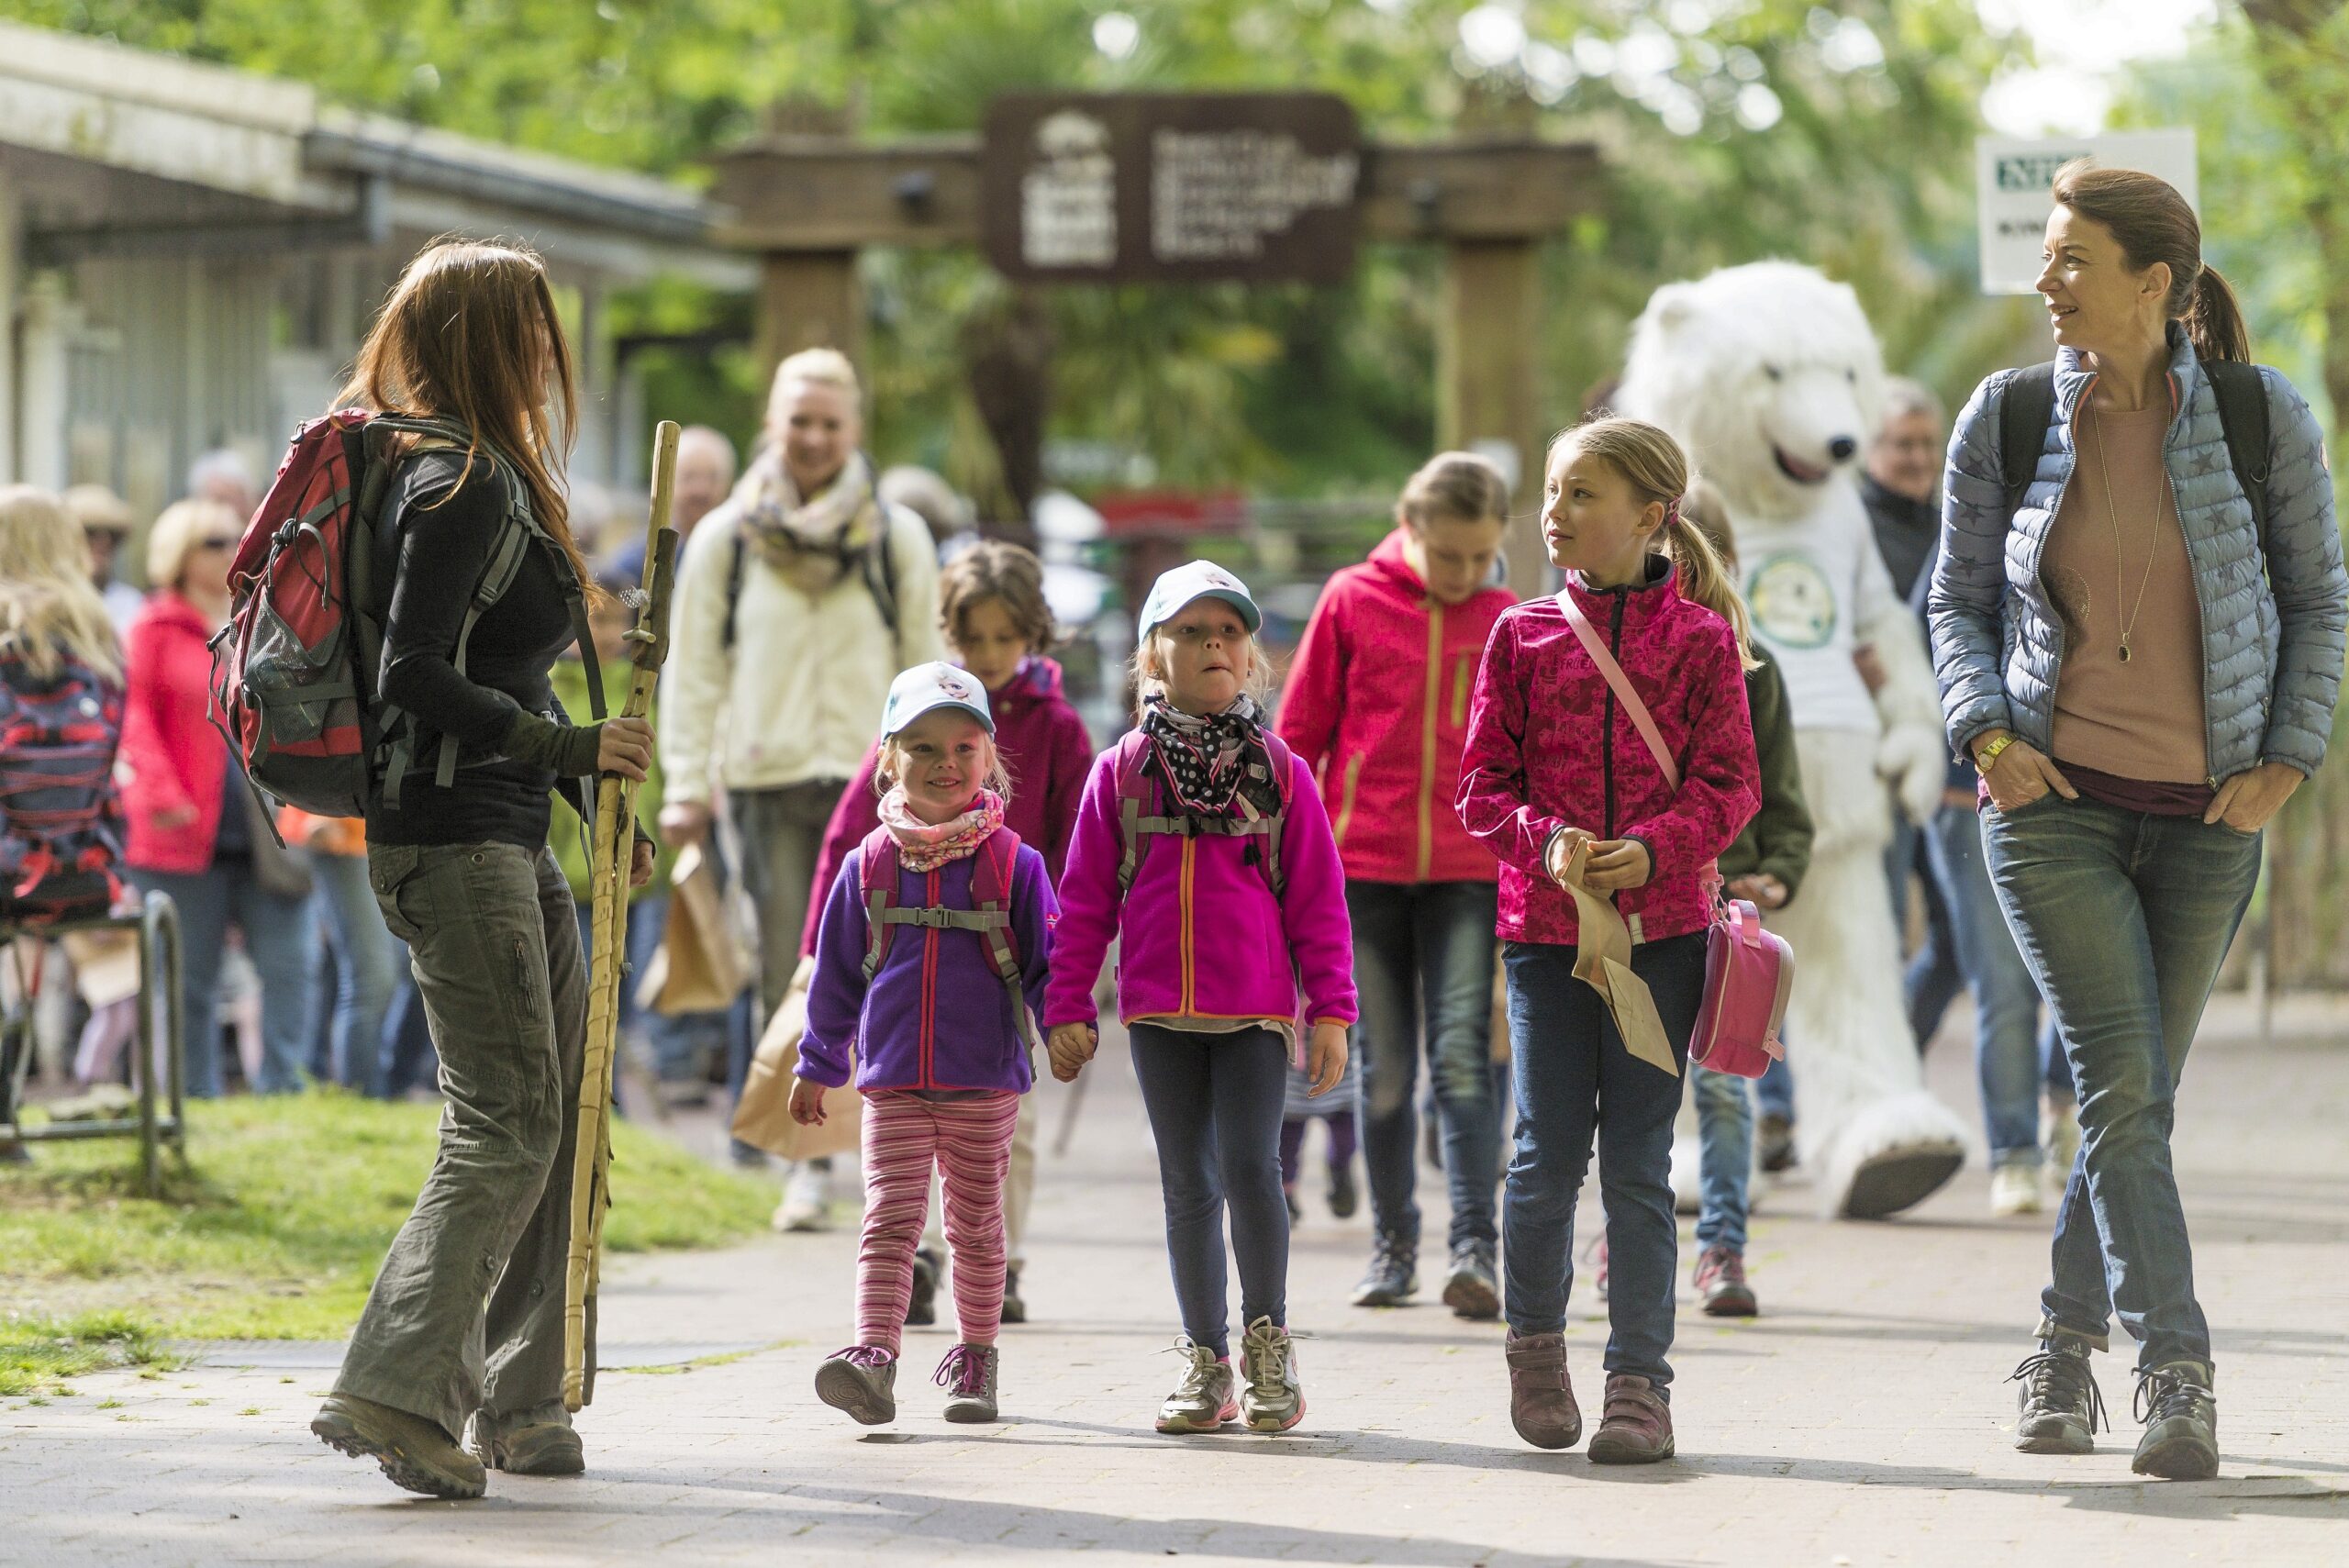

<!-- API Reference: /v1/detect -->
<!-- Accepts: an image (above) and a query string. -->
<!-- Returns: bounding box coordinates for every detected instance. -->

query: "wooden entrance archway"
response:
[711,126,1600,596]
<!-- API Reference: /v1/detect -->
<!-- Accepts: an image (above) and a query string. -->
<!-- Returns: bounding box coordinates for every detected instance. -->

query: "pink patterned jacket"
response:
[1457,563,1760,947]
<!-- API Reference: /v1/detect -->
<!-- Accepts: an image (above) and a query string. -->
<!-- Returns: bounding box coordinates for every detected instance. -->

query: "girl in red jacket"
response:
[1277,452,1516,1318]
[1459,417,1760,1464]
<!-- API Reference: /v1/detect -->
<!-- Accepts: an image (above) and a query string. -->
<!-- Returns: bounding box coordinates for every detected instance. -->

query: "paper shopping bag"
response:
[729,959,863,1161]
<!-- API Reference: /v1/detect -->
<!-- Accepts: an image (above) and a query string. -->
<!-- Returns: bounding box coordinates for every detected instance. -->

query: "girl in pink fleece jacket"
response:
[1045,561,1355,1438]
[1458,417,1760,1466]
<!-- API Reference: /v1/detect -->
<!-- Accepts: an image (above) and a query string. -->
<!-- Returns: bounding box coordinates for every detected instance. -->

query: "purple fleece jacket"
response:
[798,840,1056,1094]
[1042,746,1358,1034]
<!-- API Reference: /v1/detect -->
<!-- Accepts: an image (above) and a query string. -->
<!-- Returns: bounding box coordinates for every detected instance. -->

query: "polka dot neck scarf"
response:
[1141,694,1281,819]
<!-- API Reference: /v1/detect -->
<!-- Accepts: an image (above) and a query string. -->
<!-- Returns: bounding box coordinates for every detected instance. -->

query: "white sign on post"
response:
[1976,129,2199,295]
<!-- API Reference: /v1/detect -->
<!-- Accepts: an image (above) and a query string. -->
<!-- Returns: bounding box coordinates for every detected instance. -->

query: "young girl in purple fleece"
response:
[1044,561,1356,1436]
[789,662,1056,1429]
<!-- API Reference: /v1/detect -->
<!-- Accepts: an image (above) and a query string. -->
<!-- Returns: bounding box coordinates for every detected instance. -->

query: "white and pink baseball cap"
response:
[880,661,996,736]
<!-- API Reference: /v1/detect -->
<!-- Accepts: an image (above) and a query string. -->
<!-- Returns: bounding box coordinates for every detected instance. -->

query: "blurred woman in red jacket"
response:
[119,497,312,1096]
[1276,452,1516,1318]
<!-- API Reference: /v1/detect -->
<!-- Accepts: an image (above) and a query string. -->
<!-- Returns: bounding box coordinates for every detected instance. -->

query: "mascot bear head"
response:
[1616,261,1887,525]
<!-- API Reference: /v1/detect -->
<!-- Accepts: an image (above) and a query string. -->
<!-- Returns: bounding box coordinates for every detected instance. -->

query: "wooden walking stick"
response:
[563,419,680,1412]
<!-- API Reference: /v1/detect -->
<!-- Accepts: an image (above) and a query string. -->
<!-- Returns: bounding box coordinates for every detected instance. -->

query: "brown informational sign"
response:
[981,93,1362,284]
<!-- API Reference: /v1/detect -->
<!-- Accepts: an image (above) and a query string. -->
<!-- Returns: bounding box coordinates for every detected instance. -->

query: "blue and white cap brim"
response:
[880,662,996,736]
[1139,560,1263,637]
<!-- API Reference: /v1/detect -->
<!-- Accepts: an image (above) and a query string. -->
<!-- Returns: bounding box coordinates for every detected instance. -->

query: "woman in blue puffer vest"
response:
[1930,160,2345,1485]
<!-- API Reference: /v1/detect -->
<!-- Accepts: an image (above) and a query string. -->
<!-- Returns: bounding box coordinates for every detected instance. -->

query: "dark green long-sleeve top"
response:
[1718,644,1813,901]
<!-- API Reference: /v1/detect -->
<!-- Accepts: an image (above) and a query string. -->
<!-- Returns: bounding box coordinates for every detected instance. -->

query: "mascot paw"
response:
[1670,1135,1701,1216]
[1838,1140,1965,1220]
[1877,723,1950,827]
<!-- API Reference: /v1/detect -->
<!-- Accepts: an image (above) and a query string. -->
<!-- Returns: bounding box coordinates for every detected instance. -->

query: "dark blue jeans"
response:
[1983,795,2260,1371]
[129,862,311,1097]
[1502,935,1702,1392]
[1347,879,1501,1254]
[1130,1022,1292,1359]
[1916,804,2046,1165]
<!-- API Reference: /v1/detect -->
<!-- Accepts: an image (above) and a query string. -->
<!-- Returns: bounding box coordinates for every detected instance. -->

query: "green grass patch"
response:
[0,1311,174,1397]
[0,1092,774,1345]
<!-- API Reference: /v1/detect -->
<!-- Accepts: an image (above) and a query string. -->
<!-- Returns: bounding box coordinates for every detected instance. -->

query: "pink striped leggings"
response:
[856,1089,1021,1354]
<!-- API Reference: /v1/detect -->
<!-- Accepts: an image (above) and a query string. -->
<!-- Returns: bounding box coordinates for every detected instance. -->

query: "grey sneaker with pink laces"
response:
[936,1343,999,1424]
[815,1345,898,1425]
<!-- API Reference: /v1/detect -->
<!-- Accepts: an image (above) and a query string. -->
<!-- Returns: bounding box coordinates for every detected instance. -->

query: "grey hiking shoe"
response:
[465,1400,584,1475]
[312,1394,485,1499]
[1000,1265,1028,1326]
[1238,1317,1305,1433]
[1442,1240,1500,1321]
[815,1345,898,1425]
[935,1343,999,1424]
[1156,1335,1237,1434]
[2009,1329,2106,1455]
[1351,1236,1418,1307]
[2132,1361,2218,1481]
[907,1247,941,1327]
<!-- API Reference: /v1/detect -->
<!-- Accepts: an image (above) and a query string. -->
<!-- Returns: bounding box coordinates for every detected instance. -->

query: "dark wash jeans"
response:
[1502,934,1703,1394]
[1130,1022,1292,1360]
[337,842,590,1440]
[1346,879,1501,1254]
[1982,794,2261,1372]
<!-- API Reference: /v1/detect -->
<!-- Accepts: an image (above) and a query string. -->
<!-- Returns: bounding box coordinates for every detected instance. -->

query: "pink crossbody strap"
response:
[1558,590,1678,789]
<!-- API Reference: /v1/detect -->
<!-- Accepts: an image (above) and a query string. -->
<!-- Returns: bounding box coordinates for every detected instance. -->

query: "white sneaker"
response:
[2043,1100,2082,1182]
[773,1162,830,1232]
[1991,1162,2043,1218]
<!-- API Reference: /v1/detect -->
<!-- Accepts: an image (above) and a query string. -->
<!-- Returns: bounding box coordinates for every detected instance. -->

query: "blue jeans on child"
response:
[1130,1022,1293,1360]
[1983,795,2259,1371]
[1692,1065,1752,1254]
[1503,934,1703,1392]
[1346,880,1502,1255]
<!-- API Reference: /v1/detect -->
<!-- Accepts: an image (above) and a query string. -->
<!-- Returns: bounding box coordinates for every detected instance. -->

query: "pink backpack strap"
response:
[857,826,900,983]
[1558,589,1677,789]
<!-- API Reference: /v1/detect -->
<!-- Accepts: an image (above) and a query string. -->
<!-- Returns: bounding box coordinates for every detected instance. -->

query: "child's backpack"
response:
[0,646,124,919]
[1108,728,1297,897]
[207,410,598,822]
[856,824,1042,1062]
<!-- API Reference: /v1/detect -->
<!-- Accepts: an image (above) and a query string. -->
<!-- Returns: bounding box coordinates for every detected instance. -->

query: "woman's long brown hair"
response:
[339,237,592,586]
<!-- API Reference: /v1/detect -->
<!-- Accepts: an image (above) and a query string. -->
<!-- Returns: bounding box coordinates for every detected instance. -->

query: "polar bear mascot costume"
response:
[1618,261,1967,1219]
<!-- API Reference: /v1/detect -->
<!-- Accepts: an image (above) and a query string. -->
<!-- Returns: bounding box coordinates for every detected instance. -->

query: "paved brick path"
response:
[6,995,2346,1565]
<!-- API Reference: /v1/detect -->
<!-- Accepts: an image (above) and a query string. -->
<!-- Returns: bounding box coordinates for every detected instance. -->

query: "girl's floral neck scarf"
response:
[877,786,1006,872]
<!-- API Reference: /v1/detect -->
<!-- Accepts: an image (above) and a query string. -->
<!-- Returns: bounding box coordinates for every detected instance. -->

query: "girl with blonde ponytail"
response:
[1458,413,1761,1462]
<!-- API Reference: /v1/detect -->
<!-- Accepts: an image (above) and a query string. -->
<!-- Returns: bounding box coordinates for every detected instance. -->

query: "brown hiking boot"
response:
[1505,1330,1581,1450]
[312,1394,485,1499]
[1587,1373,1675,1463]
[466,1401,584,1475]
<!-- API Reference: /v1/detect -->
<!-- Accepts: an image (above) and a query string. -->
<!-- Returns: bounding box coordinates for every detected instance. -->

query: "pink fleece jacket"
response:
[1042,743,1358,1032]
[1457,563,1760,948]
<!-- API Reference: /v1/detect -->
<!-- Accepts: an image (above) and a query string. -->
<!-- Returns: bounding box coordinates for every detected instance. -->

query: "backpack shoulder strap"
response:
[722,528,749,654]
[863,496,902,639]
[2204,359,2273,536]
[968,826,1042,1066]
[1113,730,1157,895]
[858,828,900,984]
[1999,362,2058,520]
[1253,728,1293,899]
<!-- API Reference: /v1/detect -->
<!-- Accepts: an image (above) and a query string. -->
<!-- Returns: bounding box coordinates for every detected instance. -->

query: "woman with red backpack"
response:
[307,239,654,1502]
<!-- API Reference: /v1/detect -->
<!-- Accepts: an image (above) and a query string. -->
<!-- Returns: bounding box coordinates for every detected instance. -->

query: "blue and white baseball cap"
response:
[880,662,996,737]
[1137,560,1263,639]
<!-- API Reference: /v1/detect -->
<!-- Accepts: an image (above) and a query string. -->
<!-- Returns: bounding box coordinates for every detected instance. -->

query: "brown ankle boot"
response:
[1505,1330,1581,1450]
[1587,1373,1675,1463]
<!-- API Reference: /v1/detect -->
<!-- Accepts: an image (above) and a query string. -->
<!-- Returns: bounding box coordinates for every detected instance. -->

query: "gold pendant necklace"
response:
[2090,404,2160,662]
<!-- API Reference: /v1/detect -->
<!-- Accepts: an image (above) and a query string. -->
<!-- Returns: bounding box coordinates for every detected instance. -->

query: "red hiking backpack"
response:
[857,824,1042,1064]
[0,645,124,919]
[207,410,598,823]
[1109,728,1296,897]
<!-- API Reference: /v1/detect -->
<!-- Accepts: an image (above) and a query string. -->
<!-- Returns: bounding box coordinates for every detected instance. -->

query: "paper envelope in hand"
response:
[1560,841,1679,1077]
